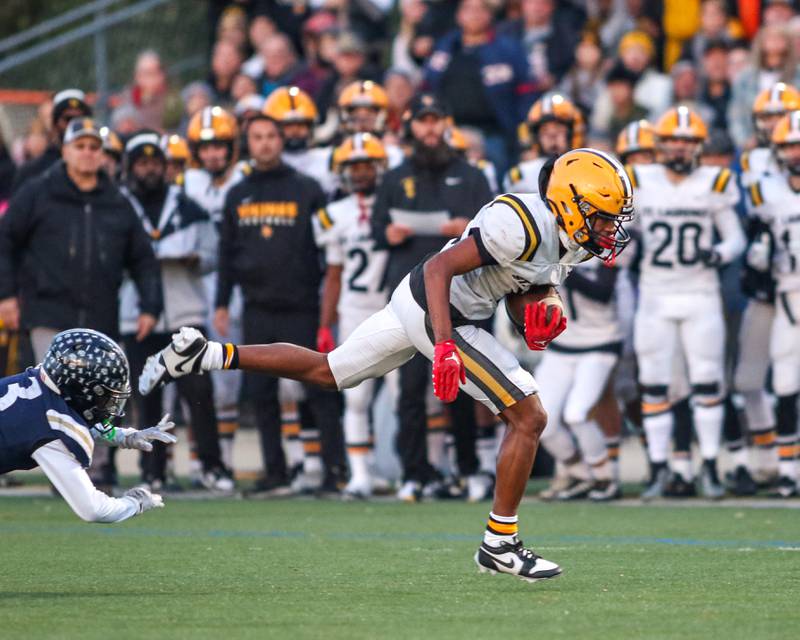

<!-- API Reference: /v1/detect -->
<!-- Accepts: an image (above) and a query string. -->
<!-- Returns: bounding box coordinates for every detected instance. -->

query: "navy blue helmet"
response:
[42,329,131,428]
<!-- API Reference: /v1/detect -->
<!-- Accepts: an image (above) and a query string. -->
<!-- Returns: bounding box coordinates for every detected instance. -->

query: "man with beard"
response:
[503,92,584,193]
[371,92,492,500]
[119,132,232,492]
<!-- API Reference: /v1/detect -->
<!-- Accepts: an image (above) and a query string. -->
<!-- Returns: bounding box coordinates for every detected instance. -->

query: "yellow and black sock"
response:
[484,512,518,546]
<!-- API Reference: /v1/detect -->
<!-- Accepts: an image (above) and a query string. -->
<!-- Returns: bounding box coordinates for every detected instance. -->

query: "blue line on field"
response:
[0,523,796,549]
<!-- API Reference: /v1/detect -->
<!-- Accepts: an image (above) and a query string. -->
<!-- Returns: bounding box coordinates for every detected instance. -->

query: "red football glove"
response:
[432,339,466,403]
[317,326,336,353]
[524,301,567,351]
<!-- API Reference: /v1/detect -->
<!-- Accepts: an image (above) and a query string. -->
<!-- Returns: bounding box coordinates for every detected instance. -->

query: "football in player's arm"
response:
[0,330,175,523]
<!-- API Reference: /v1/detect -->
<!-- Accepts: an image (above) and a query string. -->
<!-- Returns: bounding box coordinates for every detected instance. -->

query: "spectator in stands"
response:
[727,24,800,147]
[497,0,586,96]
[250,0,310,55]
[11,89,91,194]
[763,0,798,27]
[680,0,743,65]
[0,118,161,361]
[699,39,733,131]
[671,60,715,125]
[230,73,258,103]
[293,11,337,100]
[384,69,417,140]
[558,33,606,117]
[590,30,672,136]
[118,50,173,131]
[316,32,380,120]
[208,40,244,107]
[250,33,308,98]
[425,0,534,175]
[177,82,212,136]
[390,0,430,83]
[215,4,249,53]
[727,41,751,81]
[590,62,648,146]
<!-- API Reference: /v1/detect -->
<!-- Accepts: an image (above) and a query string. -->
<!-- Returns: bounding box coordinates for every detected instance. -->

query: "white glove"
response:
[746,234,772,272]
[124,487,164,514]
[121,414,177,452]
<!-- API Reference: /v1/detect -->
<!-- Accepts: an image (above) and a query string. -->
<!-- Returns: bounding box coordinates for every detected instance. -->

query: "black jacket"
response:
[372,155,493,291]
[11,144,61,195]
[217,162,326,313]
[0,161,162,337]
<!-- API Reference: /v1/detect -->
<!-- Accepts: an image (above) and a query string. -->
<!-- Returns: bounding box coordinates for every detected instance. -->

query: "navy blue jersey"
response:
[0,368,94,474]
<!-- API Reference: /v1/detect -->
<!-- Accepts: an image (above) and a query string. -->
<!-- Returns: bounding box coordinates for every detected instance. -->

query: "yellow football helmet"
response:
[263,86,318,124]
[615,119,655,163]
[655,106,707,173]
[161,134,190,162]
[186,106,239,166]
[338,80,389,134]
[446,126,469,153]
[526,93,585,151]
[752,83,800,145]
[99,126,123,158]
[771,110,800,174]
[332,133,387,193]
[545,148,634,260]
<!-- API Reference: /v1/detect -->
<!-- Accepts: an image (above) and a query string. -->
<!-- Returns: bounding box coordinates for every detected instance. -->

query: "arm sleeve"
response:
[32,440,139,523]
[474,201,529,267]
[215,190,237,308]
[371,178,393,250]
[124,201,163,317]
[0,184,36,299]
[713,206,747,265]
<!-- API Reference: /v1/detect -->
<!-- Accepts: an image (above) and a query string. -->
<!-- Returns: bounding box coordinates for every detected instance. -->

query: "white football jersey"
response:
[283,146,338,196]
[747,174,800,293]
[440,193,590,321]
[553,260,622,350]
[182,162,248,225]
[475,159,499,194]
[740,146,780,187]
[630,163,745,294]
[503,157,547,193]
[313,193,389,312]
[386,143,405,169]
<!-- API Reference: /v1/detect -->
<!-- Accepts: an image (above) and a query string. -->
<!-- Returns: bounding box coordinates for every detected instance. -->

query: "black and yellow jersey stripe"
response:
[748,181,764,207]
[507,165,522,185]
[494,194,541,261]
[316,207,334,230]
[712,167,732,193]
[740,151,750,173]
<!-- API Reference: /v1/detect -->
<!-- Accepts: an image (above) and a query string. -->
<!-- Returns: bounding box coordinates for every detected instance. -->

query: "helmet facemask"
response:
[659,136,702,174]
[754,111,784,147]
[566,187,634,262]
[775,142,800,175]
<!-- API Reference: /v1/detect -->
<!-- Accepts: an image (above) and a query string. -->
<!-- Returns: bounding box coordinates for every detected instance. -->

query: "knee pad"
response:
[641,384,670,417]
[691,382,723,407]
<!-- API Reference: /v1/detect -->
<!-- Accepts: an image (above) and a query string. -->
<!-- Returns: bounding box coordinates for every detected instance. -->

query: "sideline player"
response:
[744,111,800,497]
[630,106,745,499]
[141,148,635,582]
[0,329,174,522]
[314,133,389,498]
[503,93,584,193]
[184,106,247,470]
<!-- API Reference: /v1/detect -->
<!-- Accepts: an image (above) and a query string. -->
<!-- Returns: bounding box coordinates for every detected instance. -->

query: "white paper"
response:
[389,208,450,236]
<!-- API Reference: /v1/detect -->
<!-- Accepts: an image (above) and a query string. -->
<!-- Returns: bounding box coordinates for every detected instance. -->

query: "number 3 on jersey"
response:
[649,221,704,267]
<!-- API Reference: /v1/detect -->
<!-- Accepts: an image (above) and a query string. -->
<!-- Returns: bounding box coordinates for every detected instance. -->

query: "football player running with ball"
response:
[0,329,175,522]
[140,148,635,583]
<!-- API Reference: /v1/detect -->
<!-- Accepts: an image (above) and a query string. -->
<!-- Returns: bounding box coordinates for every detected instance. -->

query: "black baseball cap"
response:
[52,89,92,124]
[407,92,450,120]
[125,132,166,164]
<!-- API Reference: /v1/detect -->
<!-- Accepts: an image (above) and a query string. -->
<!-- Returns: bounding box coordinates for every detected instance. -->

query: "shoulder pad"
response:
[711,167,732,193]
[747,181,764,207]
[740,151,750,172]
[493,193,542,262]
[240,162,253,176]
[508,165,522,185]
[477,159,488,169]
[174,172,184,187]
[624,164,638,189]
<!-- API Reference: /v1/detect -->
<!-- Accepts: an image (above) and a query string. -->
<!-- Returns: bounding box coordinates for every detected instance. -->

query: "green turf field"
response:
[0,497,798,640]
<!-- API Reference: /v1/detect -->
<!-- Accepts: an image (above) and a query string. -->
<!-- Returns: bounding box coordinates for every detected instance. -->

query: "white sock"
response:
[476,424,498,474]
[219,438,234,469]
[694,403,723,460]
[427,430,447,473]
[569,419,608,467]
[540,423,578,463]
[347,451,370,486]
[644,411,673,464]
